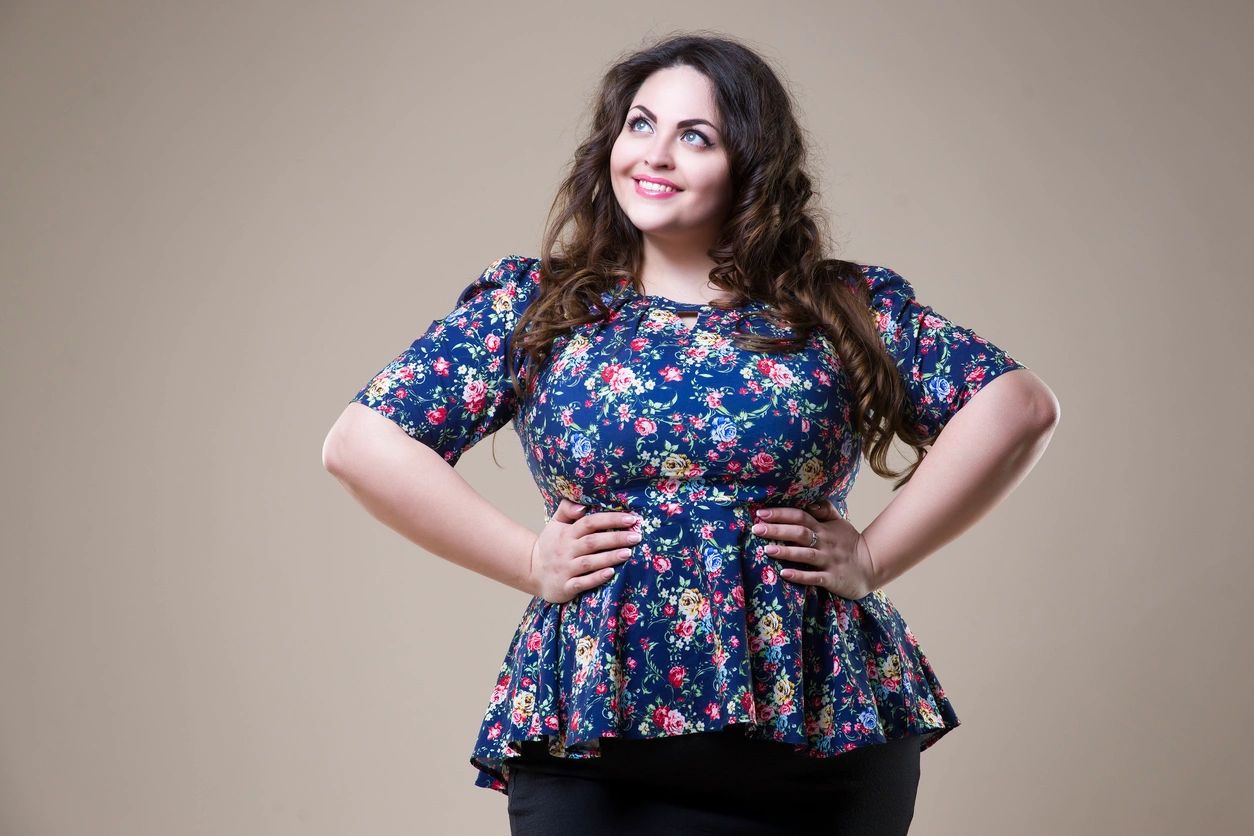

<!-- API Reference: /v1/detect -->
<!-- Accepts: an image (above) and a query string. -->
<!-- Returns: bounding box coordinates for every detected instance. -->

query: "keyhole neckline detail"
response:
[613,277,764,312]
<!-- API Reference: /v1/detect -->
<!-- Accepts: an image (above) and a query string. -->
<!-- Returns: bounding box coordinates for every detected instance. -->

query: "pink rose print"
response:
[750,451,776,472]
[462,378,488,413]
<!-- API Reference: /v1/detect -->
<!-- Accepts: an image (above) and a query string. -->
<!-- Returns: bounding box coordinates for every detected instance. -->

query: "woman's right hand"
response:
[527,498,641,604]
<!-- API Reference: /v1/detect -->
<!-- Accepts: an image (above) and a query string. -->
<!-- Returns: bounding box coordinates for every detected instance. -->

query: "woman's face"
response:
[609,65,733,246]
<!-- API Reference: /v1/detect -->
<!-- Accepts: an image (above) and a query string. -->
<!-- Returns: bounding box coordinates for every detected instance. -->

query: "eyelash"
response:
[625,115,714,148]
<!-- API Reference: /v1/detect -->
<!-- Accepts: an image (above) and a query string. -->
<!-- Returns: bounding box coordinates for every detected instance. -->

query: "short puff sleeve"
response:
[348,254,541,466]
[862,263,1027,439]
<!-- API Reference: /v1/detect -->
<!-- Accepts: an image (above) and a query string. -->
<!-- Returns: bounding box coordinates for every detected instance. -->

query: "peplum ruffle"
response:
[468,503,960,794]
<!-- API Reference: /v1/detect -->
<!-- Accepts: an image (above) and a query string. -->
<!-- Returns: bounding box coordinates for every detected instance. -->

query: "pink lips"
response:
[634,177,682,199]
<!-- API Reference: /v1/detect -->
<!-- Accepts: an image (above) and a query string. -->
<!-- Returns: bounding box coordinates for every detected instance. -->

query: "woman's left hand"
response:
[752,500,879,600]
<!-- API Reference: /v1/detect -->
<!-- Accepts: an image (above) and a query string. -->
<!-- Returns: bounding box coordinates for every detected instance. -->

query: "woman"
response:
[324,33,1059,835]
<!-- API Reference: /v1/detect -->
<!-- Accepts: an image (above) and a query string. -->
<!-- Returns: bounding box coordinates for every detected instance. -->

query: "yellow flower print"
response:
[918,696,941,726]
[798,457,824,488]
[660,452,693,479]
[552,477,578,501]
[678,588,704,619]
[645,310,673,327]
[563,334,591,357]
[491,288,516,315]
[773,676,795,704]
[512,690,535,719]
[365,376,393,401]
[575,635,597,667]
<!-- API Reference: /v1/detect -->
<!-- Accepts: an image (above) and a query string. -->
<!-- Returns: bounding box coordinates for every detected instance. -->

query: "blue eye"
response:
[626,115,714,148]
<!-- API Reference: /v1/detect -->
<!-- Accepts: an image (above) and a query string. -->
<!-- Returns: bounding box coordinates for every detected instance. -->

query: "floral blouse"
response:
[348,254,1028,795]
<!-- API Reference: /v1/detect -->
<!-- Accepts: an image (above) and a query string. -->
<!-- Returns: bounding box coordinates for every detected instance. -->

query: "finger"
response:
[765,543,818,565]
[754,520,816,546]
[567,565,619,596]
[778,567,826,586]
[569,548,633,577]
[579,528,642,553]
[577,510,641,536]
[553,498,589,523]
[755,506,818,528]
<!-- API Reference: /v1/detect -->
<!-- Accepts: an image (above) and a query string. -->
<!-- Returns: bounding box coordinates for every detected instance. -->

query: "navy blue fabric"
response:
[348,254,1027,799]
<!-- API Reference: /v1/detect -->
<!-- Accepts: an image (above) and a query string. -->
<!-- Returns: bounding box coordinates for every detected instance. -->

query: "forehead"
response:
[630,66,719,119]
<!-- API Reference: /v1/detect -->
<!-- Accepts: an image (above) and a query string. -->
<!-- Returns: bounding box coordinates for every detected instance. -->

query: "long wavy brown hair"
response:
[503,32,934,490]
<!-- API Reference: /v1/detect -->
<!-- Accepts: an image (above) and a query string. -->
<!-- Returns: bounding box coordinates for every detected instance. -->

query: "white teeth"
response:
[637,180,676,193]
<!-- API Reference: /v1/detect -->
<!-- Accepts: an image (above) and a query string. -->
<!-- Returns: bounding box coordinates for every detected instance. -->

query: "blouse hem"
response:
[469,714,960,795]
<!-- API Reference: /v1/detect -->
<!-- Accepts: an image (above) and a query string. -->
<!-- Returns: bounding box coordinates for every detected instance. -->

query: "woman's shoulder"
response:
[452,253,543,312]
[470,253,541,290]
[832,260,914,297]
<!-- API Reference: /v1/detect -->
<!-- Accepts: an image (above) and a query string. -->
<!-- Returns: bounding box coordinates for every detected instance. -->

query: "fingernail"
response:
[756,509,770,519]
[752,523,765,534]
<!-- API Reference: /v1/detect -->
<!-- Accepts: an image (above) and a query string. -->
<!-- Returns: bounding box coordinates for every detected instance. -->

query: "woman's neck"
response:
[636,240,729,305]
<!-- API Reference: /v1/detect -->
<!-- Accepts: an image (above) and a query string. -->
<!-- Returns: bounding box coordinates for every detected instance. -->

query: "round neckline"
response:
[614,278,762,311]
[641,294,712,309]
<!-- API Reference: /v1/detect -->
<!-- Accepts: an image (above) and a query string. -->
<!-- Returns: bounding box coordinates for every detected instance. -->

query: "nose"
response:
[644,135,675,169]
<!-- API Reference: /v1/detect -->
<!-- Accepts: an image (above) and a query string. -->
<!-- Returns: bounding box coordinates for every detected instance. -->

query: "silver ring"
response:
[807,529,818,549]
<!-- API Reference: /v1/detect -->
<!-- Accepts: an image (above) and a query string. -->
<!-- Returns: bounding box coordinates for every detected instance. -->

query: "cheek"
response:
[609,137,633,171]
[693,166,732,201]
[608,148,628,190]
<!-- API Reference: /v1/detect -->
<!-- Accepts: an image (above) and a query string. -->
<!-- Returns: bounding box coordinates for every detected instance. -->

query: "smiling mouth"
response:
[634,178,682,195]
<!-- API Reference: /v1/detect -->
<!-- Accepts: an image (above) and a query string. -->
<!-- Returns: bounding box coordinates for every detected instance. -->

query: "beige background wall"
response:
[3,1,1250,834]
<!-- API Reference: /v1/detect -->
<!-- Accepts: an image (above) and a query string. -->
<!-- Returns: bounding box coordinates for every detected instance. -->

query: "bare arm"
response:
[863,368,1061,588]
[322,402,539,597]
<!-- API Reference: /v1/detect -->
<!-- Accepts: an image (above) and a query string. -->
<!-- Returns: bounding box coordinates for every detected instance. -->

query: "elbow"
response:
[968,369,1059,436]
[323,409,365,477]
[1027,385,1062,435]
[322,403,416,477]
[994,368,1060,434]
[322,426,350,476]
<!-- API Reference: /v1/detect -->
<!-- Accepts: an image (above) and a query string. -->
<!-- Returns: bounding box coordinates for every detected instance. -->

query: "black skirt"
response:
[505,724,924,836]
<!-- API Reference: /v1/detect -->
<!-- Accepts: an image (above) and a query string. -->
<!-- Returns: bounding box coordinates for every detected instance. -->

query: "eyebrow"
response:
[627,105,720,134]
